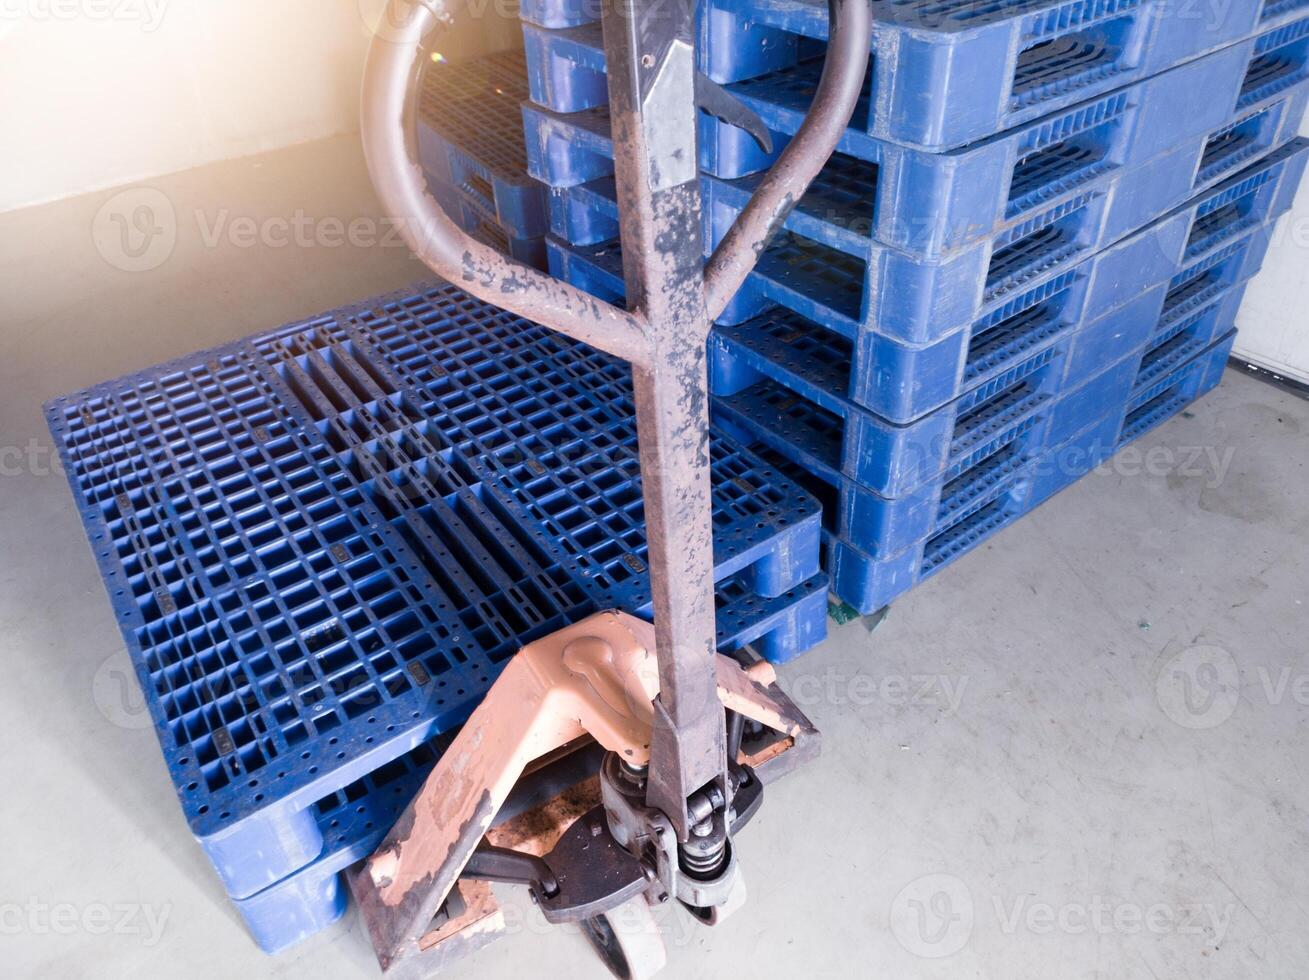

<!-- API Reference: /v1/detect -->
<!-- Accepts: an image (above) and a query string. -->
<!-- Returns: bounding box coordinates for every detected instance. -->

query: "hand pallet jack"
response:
[351,0,871,974]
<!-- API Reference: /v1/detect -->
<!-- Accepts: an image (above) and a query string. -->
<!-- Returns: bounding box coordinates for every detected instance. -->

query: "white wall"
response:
[0,0,517,214]
[1235,106,1309,383]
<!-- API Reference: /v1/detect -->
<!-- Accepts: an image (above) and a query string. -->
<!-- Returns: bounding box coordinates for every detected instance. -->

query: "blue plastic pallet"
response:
[697,18,1309,225]
[706,156,1293,484]
[717,313,1151,540]
[1120,331,1240,443]
[539,37,1304,259]
[46,282,824,906]
[231,567,827,954]
[430,179,548,269]
[529,78,1308,353]
[714,286,1157,553]
[419,50,547,240]
[703,146,1292,542]
[542,143,1298,596]
[232,733,461,954]
[523,12,1309,183]
[545,150,1287,475]
[521,0,1276,150]
[331,323,822,601]
[547,136,1308,421]
[1027,327,1239,505]
[823,328,1240,611]
[727,248,1257,564]
[714,15,1309,184]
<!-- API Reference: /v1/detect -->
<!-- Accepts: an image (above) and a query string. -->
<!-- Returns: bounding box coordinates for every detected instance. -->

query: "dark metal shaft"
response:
[600,0,726,840]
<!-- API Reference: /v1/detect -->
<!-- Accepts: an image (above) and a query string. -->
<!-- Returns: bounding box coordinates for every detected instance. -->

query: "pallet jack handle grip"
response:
[359,0,870,352]
[360,0,651,368]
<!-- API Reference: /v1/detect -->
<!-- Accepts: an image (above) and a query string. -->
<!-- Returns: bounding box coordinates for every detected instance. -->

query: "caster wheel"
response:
[679,869,747,926]
[581,895,667,980]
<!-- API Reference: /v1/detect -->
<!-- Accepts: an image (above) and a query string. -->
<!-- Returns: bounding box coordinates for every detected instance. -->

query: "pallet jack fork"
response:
[352,0,871,974]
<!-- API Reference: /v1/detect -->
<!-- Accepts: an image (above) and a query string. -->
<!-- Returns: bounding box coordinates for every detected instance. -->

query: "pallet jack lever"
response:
[462,844,560,896]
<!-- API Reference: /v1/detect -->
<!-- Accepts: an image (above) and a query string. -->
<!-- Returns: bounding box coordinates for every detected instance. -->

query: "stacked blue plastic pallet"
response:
[47,282,829,954]
[549,140,1309,607]
[521,0,1309,146]
[523,0,1309,612]
[419,50,550,267]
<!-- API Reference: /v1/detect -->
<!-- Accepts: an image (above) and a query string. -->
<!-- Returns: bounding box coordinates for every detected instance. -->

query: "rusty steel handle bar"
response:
[360,0,650,367]
[702,0,871,321]
[361,0,869,838]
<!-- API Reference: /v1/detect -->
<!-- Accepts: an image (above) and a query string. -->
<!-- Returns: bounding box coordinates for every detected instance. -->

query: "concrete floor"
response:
[3,135,1307,980]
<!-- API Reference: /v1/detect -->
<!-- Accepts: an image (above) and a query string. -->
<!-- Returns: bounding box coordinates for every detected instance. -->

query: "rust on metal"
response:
[351,611,821,967]
[414,881,502,953]
[487,777,602,856]
[355,0,867,965]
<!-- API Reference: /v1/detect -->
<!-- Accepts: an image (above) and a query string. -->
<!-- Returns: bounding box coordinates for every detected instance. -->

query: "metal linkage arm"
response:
[600,0,726,839]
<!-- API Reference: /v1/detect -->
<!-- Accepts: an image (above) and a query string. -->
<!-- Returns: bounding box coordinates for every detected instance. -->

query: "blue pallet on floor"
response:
[702,154,1288,553]
[716,321,1148,548]
[232,734,454,954]
[521,0,1277,150]
[45,282,823,906]
[823,328,1240,611]
[419,51,547,240]
[232,567,828,954]
[714,287,1159,554]
[1027,327,1239,505]
[705,163,1292,484]
[1119,332,1240,444]
[728,256,1255,564]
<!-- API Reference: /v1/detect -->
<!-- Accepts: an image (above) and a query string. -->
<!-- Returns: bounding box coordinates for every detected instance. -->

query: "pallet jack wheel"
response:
[581,895,667,980]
